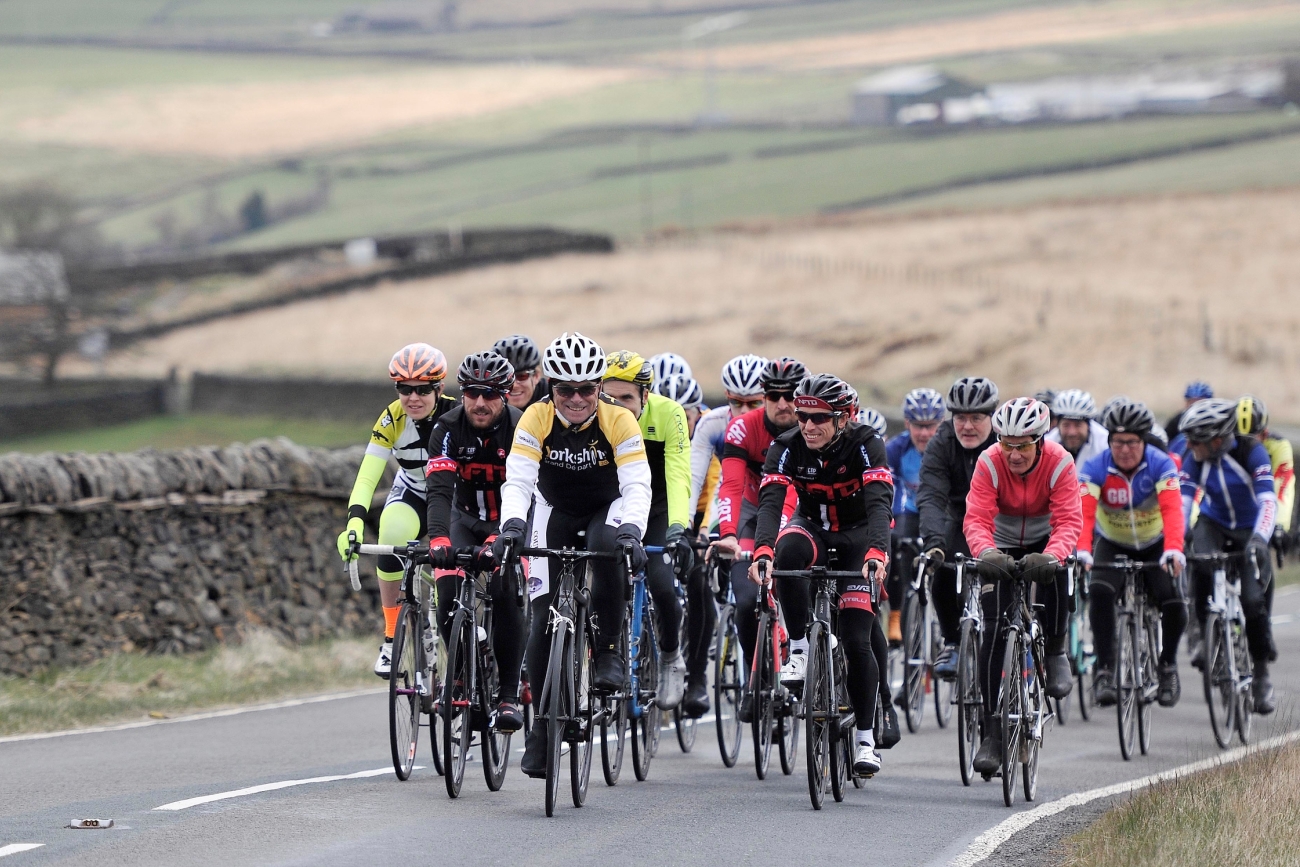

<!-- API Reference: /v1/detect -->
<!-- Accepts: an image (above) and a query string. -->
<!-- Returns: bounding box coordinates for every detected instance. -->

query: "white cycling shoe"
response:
[780,651,807,685]
[657,650,686,709]
[854,743,882,776]
[374,641,393,679]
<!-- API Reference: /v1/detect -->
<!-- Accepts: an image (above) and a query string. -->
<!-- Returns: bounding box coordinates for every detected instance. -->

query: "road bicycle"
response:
[1061,559,1095,724]
[746,561,799,780]
[950,554,983,786]
[346,535,443,781]
[1189,550,1256,748]
[896,537,949,733]
[1093,557,1162,760]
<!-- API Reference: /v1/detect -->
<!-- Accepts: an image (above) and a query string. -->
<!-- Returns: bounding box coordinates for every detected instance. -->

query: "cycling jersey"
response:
[1045,419,1109,466]
[1180,435,1276,537]
[916,419,998,554]
[885,430,922,515]
[365,395,458,492]
[500,395,652,534]
[689,405,732,508]
[639,392,692,527]
[964,439,1082,561]
[753,423,893,556]
[424,403,522,539]
[1078,445,1183,552]
[718,407,794,538]
[1263,433,1295,532]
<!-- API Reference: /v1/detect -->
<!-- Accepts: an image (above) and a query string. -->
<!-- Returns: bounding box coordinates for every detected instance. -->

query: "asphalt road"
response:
[3,587,1298,867]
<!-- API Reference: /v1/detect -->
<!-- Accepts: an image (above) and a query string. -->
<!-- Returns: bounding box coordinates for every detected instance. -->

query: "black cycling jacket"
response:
[917,418,997,555]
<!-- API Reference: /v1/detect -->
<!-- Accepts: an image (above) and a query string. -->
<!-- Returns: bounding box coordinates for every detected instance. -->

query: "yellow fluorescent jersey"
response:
[1265,433,1295,532]
[365,396,457,492]
[500,396,653,536]
[639,392,693,529]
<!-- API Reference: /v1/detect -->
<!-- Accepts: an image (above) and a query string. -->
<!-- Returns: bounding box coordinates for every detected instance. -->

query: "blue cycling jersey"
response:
[1180,435,1276,535]
[886,431,922,515]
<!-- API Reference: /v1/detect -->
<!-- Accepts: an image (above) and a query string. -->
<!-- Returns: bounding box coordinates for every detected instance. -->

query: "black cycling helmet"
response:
[491,334,541,373]
[794,373,856,413]
[1237,394,1268,436]
[1180,398,1238,442]
[457,350,515,395]
[1101,396,1154,437]
[761,356,808,392]
[948,376,999,414]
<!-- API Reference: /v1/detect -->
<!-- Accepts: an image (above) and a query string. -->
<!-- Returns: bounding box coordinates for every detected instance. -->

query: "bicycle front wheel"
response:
[542,624,569,817]
[481,634,510,792]
[1136,609,1157,757]
[902,591,925,733]
[1232,617,1252,745]
[631,618,660,781]
[752,614,775,780]
[829,645,851,802]
[1116,612,1137,761]
[601,624,629,786]
[1202,612,1234,749]
[956,621,980,786]
[931,606,953,729]
[1023,641,1044,802]
[714,609,744,767]
[443,612,473,798]
[388,605,421,781]
[804,623,831,810]
[570,633,593,808]
[1000,632,1024,808]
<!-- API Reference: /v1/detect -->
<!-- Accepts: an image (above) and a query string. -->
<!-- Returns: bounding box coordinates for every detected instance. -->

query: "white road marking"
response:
[154,765,419,811]
[949,728,1300,866]
[1271,614,1294,625]
[0,845,44,858]
[0,688,385,745]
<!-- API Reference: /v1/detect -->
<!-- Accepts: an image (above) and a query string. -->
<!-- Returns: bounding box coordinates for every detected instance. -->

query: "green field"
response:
[0,414,371,454]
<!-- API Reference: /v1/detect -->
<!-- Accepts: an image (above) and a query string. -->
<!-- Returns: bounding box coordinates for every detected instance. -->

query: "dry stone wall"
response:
[0,439,385,676]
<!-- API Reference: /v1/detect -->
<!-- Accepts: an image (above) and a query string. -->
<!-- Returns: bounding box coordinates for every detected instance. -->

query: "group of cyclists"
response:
[338,332,1291,793]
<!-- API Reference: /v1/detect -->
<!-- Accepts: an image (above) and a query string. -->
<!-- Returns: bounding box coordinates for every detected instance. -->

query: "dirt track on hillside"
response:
[82,188,1300,420]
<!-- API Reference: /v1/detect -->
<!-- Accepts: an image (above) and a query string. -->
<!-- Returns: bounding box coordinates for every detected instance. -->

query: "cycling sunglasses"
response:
[765,390,796,403]
[728,397,763,412]
[796,411,838,425]
[553,383,599,399]
[462,386,503,401]
[395,383,439,396]
[998,437,1040,454]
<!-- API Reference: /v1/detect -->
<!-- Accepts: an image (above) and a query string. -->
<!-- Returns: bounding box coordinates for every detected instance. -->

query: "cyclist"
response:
[492,334,547,409]
[425,351,526,730]
[916,376,1000,680]
[601,351,694,710]
[689,355,765,520]
[337,343,456,677]
[1237,395,1295,555]
[655,372,706,430]
[884,388,945,646]
[1167,380,1214,442]
[965,397,1082,774]
[491,332,653,776]
[1034,388,1059,430]
[750,374,894,776]
[1076,398,1186,708]
[1046,389,1108,465]
[858,407,888,439]
[709,357,807,721]
[650,352,693,385]
[1180,398,1278,714]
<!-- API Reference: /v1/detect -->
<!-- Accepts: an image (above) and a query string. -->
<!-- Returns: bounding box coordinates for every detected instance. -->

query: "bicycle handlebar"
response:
[344,536,482,590]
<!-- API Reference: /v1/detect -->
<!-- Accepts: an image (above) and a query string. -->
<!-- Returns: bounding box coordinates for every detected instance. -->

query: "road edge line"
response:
[948,727,1300,866]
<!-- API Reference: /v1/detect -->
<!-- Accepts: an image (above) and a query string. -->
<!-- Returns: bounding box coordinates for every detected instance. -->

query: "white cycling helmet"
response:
[649,352,692,385]
[654,373,705,410]
[857,407,888,438]
[1052,389,1096,421]
[542,332,606,382]
[992,397,1051,439]
[720,354,766,397]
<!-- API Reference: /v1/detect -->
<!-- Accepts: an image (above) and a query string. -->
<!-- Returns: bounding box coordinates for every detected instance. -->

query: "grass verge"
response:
[1059,739,1300,867]
[0,412,371,453]
[0,629,378,736]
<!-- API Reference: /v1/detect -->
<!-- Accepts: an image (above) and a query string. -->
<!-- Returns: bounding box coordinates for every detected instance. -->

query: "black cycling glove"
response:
[491,518,527,565]
[666,523,695,575]
[1020,552,1060,585]
[616,528,648,576]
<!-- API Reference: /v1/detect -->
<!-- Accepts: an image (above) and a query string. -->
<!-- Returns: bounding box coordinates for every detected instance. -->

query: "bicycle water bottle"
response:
[423,628,436,660]
[477,625,489,655]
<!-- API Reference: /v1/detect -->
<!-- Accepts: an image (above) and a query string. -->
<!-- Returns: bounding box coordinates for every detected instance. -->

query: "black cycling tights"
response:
[684,561,718,685]
[643,514,683,655]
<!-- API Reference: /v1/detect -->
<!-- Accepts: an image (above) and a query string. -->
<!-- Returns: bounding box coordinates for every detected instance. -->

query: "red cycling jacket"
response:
[718,407,795,538]
[964,438,1082,562]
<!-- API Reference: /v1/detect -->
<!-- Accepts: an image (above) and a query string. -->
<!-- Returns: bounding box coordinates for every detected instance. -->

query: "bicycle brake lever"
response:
[347,530,361,591]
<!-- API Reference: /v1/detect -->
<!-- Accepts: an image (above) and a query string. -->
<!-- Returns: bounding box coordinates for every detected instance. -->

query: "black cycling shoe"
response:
[1253,663,1276,715]
[1093,668,1117,707]
[1045,652,1072,699]
[879,702,901,749]
[520,719,548,778]
[495,700,524,733]
[738,691,754,724]
[1157,663,1181,708]
[594,651,624,692]
[933,644,959,681]
[682,680,710,719]
[972,732,1003,775]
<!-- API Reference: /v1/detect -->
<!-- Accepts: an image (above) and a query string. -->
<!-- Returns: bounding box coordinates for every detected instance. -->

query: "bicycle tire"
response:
[543,623,569,817]
[645,598,663,760]
[443,612,473,798]
[481,627,510,792]
[388,605,421,782]
[956,621,980,787]
[1233,617,1252,745]
[778,698,800,776]
[1116,611,1137,761]
[830,645,851,802]
[1136,608,1156,757]
[1023,638,1043,803]
[1202,612,1234,749]
[902,590,925,733]
[601,623,629,786]
[805,622,830,810]
[714,609,744,767]
[752,613,774,781]
[631,611,660,781]
[674,705,697,753]
[570,633,593,808]
[1000,631,1023,808]
[931,605,953,729]
[428,632,445,777]
[1074,604,1094,722]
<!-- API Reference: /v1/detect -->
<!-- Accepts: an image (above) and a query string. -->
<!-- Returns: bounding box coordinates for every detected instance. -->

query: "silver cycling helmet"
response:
[1052,389,1096,421]
[948,376,999,414]
[1180,398,1238,442]
[992,397,1051,439]
[720,354,766,397]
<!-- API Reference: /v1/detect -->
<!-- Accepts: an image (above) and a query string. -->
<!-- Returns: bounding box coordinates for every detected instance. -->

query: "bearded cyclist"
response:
[885,388,945,645]
[1180,398,1278,714]
[1077,398,1186,708]
[966,397,1081,774]
[423,351,527,730]
[1046,389,1108,465]
[689,355,765,522]
[916,376,1000,680]
[708,356,807,722]
[750,374,894,776]
[337,343,456,677]
[601,351,694,709]
[492,334,547,409]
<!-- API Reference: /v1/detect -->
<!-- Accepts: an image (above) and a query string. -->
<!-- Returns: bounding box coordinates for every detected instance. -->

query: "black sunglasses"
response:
[796,411,837,425]
[395,383,438,396]
[765,390,795,402]
[462,386,503,401]
[553,383,599,399]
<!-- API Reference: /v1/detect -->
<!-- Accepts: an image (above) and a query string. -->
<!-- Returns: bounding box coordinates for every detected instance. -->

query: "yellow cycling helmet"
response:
[602,350,654,386]
[1236,394,1268,436]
